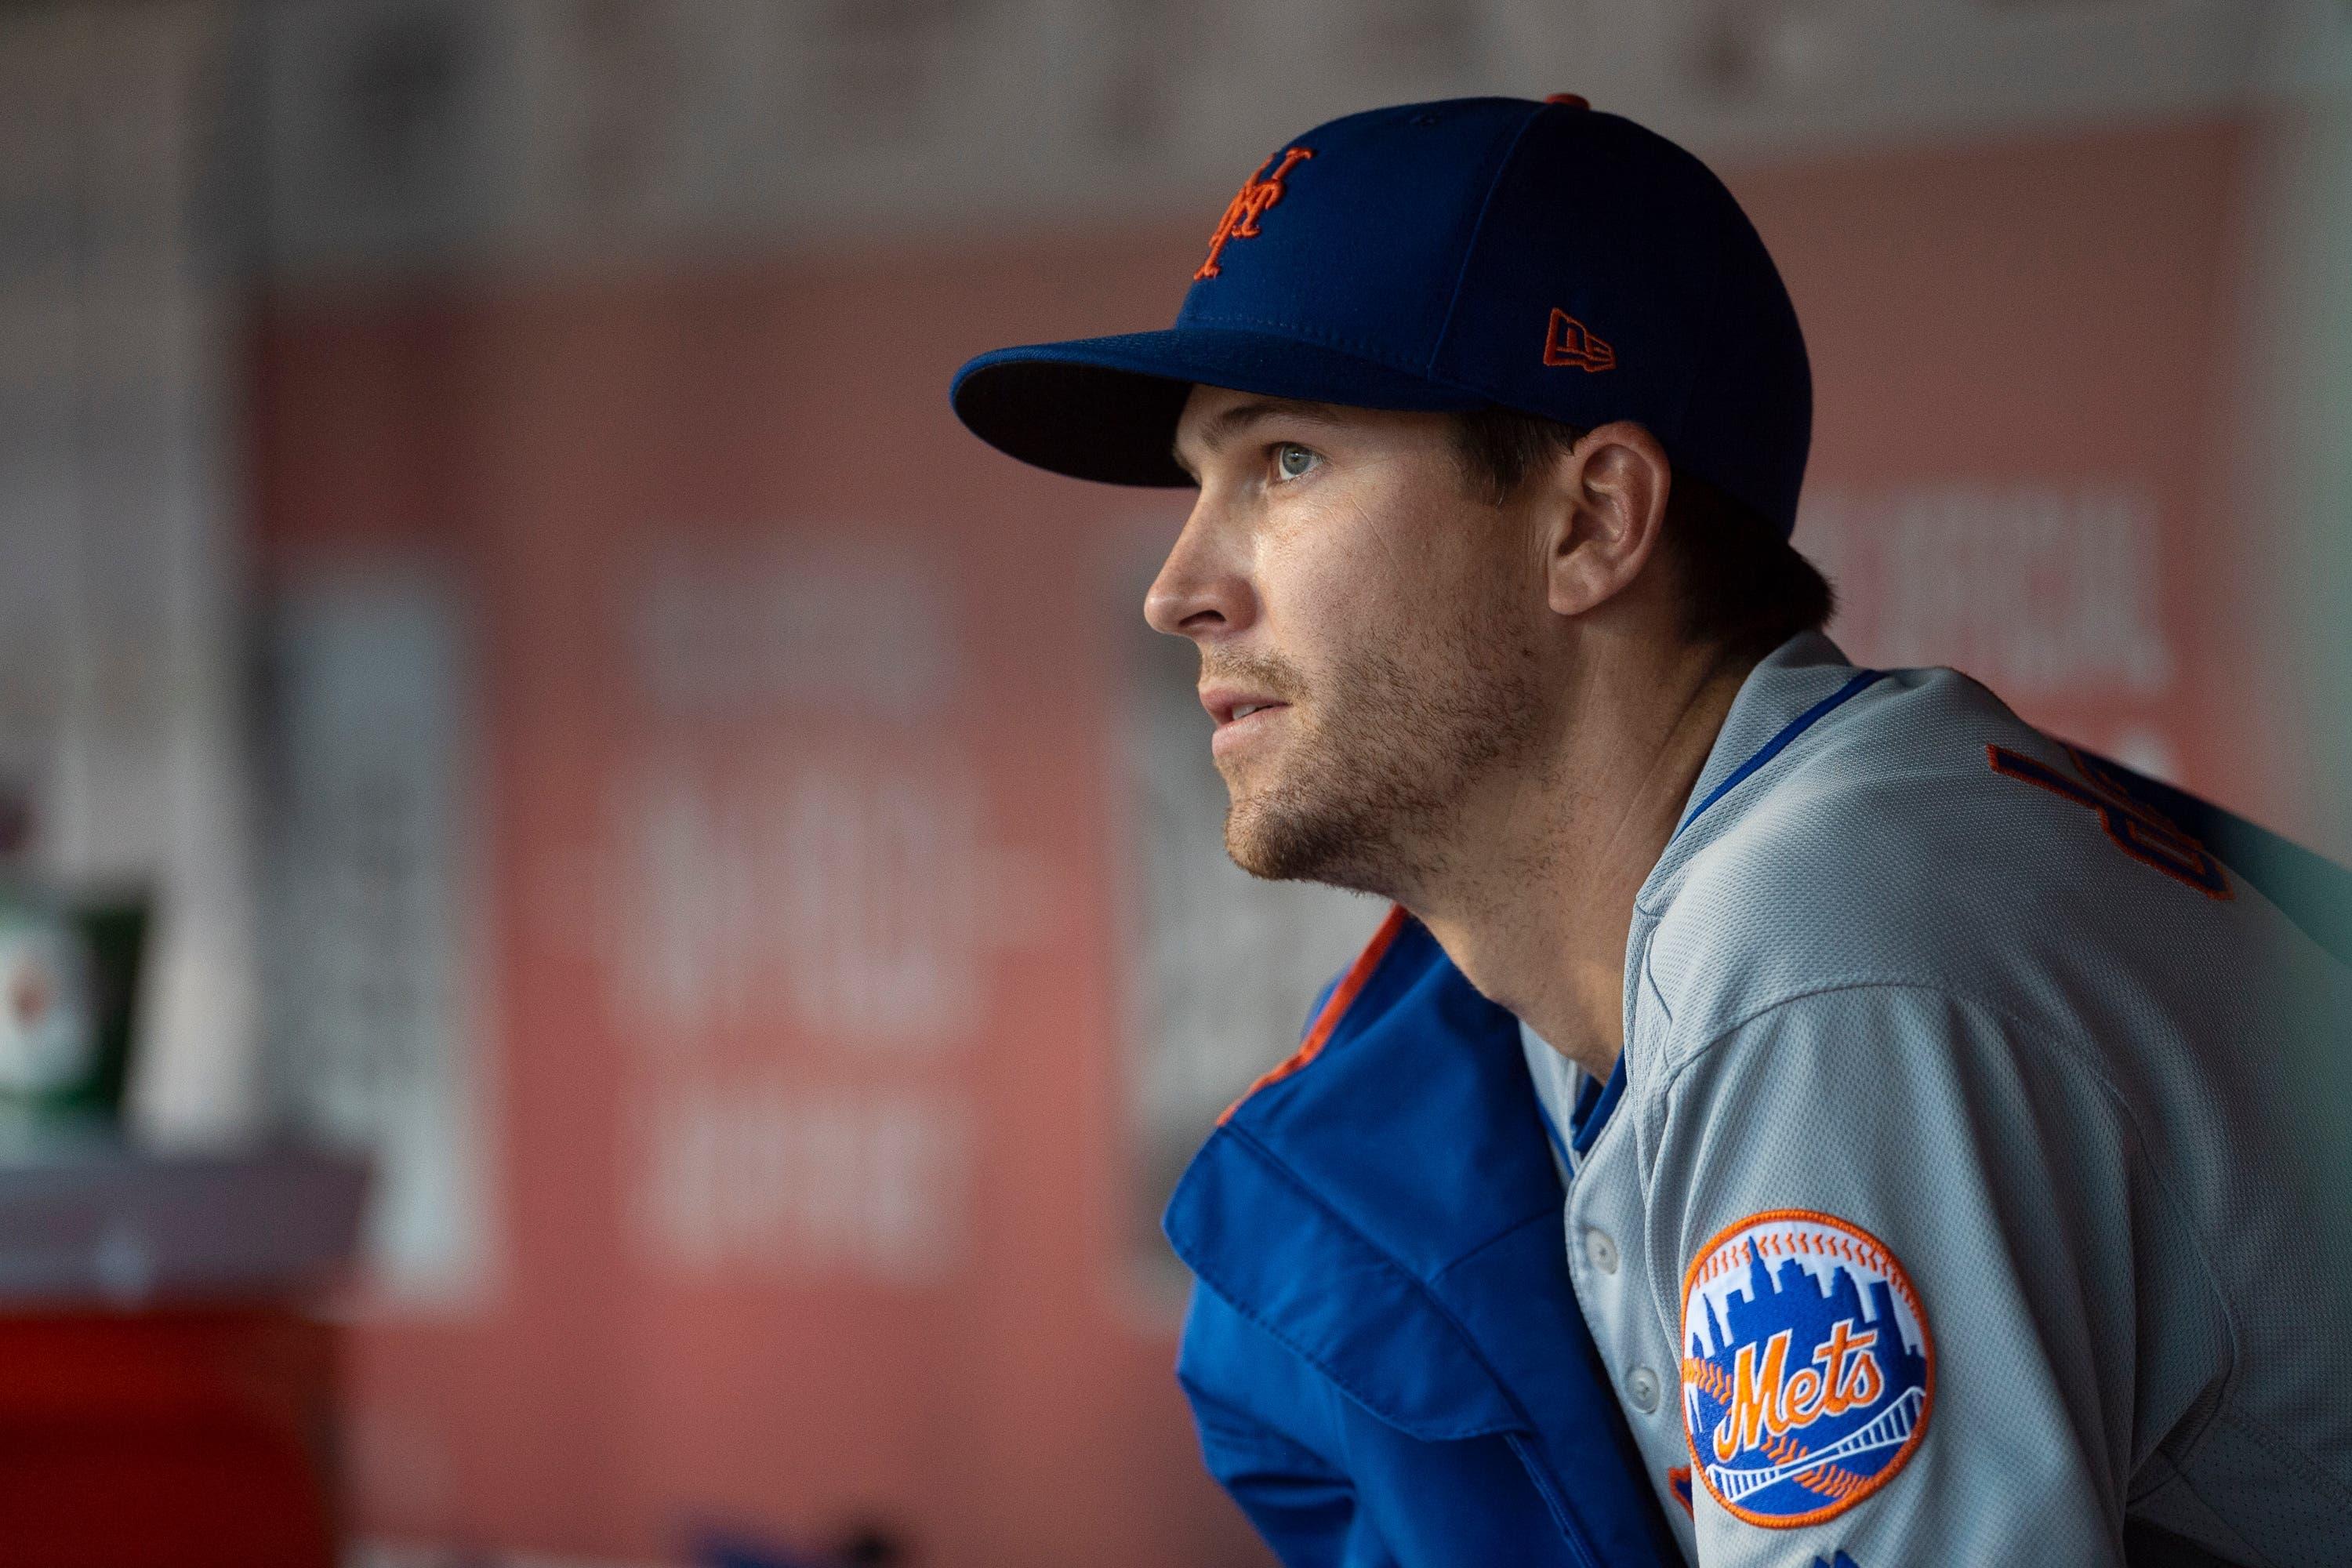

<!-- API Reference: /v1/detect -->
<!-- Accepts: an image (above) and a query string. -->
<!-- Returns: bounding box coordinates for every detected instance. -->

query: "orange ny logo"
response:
[1194,147,1314,281]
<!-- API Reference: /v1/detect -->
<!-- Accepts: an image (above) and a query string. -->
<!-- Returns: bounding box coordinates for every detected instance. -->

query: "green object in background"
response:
[0,887,146,1123]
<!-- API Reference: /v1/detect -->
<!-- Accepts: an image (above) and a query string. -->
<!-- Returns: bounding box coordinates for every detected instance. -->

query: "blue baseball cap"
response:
[949,95,1812,536]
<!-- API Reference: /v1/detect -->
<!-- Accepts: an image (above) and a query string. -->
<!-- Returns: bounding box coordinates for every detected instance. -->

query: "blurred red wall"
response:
[249,116,2276,1566]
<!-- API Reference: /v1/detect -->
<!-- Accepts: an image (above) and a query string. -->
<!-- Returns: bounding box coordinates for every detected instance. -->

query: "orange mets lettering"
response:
[1816,1319,1882,1414]
[1717,1330,1791,1461]
[1194,147,1314,281]
[1542,308,1617,371]
[1711,1319,1881,1463]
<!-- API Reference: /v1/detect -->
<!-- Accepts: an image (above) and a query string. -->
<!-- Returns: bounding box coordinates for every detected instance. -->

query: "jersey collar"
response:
[1635,632,1886,923]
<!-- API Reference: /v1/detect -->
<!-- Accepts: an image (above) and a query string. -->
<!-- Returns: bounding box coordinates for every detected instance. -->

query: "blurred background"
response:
[0,1,2348,1564]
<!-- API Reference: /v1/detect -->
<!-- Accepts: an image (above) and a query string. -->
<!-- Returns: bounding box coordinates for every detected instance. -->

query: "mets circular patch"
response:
[1680,1210,1933,1528]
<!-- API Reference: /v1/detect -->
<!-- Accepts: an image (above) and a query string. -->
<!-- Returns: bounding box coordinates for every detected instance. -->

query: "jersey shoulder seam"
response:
[1645,975,2245,1472]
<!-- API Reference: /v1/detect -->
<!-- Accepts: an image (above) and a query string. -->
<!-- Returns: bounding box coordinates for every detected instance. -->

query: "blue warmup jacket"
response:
[1162,910,1686,1568]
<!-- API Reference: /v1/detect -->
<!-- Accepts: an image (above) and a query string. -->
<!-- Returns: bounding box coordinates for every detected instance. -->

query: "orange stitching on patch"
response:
[1194,147,1314,281]
[1683,1356,1735,1405]
[1758,1433,1867,1501]
[1542,308,1617,371]
[1218,904,1406,1124]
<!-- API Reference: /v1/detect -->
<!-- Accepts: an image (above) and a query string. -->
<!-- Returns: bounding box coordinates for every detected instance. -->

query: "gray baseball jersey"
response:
[1525,632,2352,1567]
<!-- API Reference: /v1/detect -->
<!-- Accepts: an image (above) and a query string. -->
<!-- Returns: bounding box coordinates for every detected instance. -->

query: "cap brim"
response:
[950,326,1488,486]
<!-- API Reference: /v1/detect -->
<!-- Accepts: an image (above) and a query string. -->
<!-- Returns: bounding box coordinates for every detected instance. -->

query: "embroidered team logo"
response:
[1194,147,1313,280]
[1681,1210,1933,1528]
[1542,307,1616,371]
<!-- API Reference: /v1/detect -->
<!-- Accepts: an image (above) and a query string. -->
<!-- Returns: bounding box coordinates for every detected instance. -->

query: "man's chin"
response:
[1222,822,1305,883]
[1223,790,1383,891]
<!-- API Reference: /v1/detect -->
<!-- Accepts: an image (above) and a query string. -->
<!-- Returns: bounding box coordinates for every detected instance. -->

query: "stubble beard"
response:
[1220,621,1544,900]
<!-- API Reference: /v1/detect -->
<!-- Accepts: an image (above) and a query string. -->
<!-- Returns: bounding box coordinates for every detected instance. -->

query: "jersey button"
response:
[1583,1227,1620,1275]
[1625,1365,1661,1414]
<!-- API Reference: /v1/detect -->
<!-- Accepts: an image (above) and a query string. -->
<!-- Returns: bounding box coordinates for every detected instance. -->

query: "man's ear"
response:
[1537,420,1672,619]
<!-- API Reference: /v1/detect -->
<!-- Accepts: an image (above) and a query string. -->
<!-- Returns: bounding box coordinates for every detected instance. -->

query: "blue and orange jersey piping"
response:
[1219,904,1410,1126]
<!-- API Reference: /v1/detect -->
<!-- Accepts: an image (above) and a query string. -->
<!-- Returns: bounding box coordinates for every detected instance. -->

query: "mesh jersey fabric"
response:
[1559,633,2352,1567]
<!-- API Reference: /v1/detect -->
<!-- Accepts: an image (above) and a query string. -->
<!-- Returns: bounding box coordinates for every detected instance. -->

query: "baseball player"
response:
[950,96,2352,1567]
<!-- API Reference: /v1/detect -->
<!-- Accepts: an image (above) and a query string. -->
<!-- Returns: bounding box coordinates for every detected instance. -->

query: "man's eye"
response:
[1273,443,1321,481]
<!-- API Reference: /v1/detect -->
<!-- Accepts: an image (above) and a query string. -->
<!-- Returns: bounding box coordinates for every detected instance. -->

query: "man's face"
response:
[1152,385,1552,896]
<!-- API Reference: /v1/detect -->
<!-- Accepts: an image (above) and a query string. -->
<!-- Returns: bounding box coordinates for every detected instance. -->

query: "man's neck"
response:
[1407,640,1759,1081]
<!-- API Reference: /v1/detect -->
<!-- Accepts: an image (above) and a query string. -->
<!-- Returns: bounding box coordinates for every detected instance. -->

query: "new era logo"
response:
[1542,308,1616,371]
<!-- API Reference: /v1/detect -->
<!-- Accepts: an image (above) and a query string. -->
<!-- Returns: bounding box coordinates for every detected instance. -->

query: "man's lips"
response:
[1201,686,1294,760]
[1199,686,1294,728]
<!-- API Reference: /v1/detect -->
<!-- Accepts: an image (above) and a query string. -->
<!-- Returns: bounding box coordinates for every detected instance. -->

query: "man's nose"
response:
[1144,495,1256,640]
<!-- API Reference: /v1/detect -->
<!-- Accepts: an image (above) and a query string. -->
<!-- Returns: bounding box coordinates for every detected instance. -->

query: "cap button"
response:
[1544,93,1591,110]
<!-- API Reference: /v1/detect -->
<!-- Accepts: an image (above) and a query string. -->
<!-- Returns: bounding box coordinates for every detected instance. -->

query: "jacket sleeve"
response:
[1171,967,1386,1568]
[1650,984,2190,1568]
[1178,1283,1392,1568]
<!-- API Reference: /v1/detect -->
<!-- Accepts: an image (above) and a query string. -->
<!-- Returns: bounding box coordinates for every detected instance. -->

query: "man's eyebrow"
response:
[1171,398,1352,471]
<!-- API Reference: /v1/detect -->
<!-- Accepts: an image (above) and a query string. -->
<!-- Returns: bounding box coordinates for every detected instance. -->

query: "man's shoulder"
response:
[1638,661,2209,1058]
